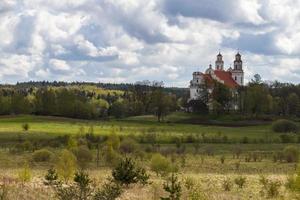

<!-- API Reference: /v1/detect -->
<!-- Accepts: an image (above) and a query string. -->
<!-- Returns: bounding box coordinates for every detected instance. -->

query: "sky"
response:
[0,0,300,87]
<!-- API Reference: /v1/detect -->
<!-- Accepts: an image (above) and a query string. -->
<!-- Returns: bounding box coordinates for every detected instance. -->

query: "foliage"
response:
[73,146,93,169]
[283,146,299,163]
[234,176,246,189]
[53,171,93,200]
[73,171,93,200]
[93,180,123,200]
[44,168,59,186]
[272,119,298,133]
[119,138,139,154]
[0,183,9,200]
[112,157,149,186]
[259,176,282,198]
[56,149,77,182]
[32,149,53,162]
[22,123,30,132]
[222,178,232,191]
[18,163,32,183]
[150,153,171,176]
[161,173,181,200]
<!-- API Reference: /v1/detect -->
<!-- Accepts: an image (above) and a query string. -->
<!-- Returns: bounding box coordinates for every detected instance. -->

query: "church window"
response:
[234,76,237,81]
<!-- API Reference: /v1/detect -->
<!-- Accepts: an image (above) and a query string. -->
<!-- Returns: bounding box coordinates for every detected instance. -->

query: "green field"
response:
[0,114,299,199]
[0,114,277,139]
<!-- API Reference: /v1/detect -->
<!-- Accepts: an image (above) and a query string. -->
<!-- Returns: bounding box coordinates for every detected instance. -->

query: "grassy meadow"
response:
[0,113,300,199]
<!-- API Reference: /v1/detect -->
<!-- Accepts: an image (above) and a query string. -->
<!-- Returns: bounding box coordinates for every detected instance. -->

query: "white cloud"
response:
[49,59,70,71]
[0,0,299,85]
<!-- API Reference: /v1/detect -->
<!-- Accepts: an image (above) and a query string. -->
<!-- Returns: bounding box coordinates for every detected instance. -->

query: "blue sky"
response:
[0,0,300,87]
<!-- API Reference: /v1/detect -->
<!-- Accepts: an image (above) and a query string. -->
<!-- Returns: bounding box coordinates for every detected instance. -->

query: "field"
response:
[0,114,300,199]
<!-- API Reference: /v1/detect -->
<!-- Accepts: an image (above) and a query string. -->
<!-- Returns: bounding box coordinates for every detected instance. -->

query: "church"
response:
[189,52,244,110]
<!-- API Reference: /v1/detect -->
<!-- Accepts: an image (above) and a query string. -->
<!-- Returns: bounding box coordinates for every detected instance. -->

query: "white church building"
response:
[189,52,244,109]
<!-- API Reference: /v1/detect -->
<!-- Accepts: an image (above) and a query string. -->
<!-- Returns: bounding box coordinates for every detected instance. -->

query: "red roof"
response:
[213,70,238,88]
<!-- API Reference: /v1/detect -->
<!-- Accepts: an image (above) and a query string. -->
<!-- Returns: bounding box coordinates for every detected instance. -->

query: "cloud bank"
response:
[0,0,299,86]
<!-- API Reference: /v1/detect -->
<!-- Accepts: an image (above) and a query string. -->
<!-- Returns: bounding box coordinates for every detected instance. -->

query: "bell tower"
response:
[215,52,224,71]
[231,51,244,86]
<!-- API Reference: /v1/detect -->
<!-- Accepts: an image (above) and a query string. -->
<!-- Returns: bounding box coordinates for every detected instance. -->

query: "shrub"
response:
[73,171,93,200]
[73,146,93,169]
[259,176,281,198]
[54,171,93,200]
[32,149,53,162]
[234,176,246,189]
[272,119,298,133]
[18,163,32,183]
[0,183,9,200]
[220,155,225,164]
[283,146,299,163]
[56,149,77,182]
[266,180,281,198]
[93,180,123,200]
[22,123,29,132]
[222,178,232,191]
[44,168,59,186]
[150,153,171,176]
[112,157,149,186]
[119,138,139,154]
[161,173,181,200]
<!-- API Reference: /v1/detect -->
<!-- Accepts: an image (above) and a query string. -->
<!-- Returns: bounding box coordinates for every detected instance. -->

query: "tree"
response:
[119,138,140,154]
[73,171,93,200]
[73,146,93,170]
[244,84,271,115]
[150,153,171,176]
[211,81,232,112]
[286,93,299,116]
[112,157,149,186]
[161,173,181,200]
[56,149,77,182]
[150,87,175,122]
[93,180,123,200]
[109,100,126,118]
[251,74,262,84]
[44,168,59,186]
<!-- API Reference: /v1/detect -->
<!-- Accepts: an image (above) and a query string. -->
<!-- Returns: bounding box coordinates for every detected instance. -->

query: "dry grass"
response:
[0,169,299,200]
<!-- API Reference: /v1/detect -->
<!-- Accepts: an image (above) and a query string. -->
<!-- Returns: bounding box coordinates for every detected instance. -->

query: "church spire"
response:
[215,51,224,70]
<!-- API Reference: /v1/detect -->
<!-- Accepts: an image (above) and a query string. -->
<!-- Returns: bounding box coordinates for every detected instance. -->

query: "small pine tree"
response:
[93,180,123,200]
[22,123,29,132]
[74,171,93,200]
[44,168,59,185]
[18,162,32,183]
[112,157,149,186]
[161,173,181,200]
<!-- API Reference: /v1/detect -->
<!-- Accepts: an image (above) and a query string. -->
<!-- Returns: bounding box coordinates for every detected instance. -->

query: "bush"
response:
[234,176,246,189]
[259,176,281,198]
[112,157,149,186]
[73,146,93,169]
[22,123,30,132]
[44,168,59,185]
[32,149,53,162]
[161,173,181,200]
[272,119,298,133]
[93,180,123,200]
[56,149,77,182]
[119,138,139,154]
[150,153,171,176]
[222,178,232,191]
[18,163,32,183]
[283,146,299,163]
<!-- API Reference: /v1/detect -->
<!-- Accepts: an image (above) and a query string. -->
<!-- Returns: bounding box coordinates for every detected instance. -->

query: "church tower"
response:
[215,52,224,70]
[231,52,244,85]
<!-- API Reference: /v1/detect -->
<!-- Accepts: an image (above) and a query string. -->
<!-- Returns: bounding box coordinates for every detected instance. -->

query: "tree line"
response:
[0,82,179,120]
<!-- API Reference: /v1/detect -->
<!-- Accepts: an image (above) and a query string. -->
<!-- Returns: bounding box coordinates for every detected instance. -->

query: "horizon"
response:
[1,0,300,87]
